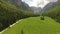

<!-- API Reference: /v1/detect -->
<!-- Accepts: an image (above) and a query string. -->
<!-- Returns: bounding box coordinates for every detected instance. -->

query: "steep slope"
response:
[57,0,60,5]
[6,0,22,6]
[4,0,31,11]
[42,2,58,12]
[0,0,34,31]
[43,5,60,23]
[2,17,60,34]
[43,0,60,23]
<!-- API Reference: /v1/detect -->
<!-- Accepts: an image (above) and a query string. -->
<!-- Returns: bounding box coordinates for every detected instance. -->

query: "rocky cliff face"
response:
[30,7,42,14]
[7,0,22,7]
[5,0,31,11]
[42,2,58,12]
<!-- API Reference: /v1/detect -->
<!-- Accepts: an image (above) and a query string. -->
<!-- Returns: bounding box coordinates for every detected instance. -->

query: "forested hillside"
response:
[43,5,60,23]
[0,0,35,31]
[42,0,60,23]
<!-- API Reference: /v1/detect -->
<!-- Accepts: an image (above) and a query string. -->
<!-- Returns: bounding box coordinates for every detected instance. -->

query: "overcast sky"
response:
[22,0,58,8]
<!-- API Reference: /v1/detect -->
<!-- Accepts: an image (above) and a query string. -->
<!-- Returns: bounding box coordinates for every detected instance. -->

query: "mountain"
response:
[20,2,31,11]
[4,0,31,11]
[5,0,22,6]
[30,2,58,15]
[42,2,58,12]
[42,0,60,12]
[42,0,60,23]
[43,5,60,23]
[0,0,35,31]
[30,7,42,14]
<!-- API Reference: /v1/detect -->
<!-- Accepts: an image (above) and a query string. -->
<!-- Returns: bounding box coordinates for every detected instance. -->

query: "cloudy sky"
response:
[22,0,57,8]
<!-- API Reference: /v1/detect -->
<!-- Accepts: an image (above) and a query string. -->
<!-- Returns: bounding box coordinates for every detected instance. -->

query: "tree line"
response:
[0,0,38,31]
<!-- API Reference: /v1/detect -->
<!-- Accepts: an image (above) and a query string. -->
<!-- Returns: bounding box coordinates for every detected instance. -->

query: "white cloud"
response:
[28,0,49,8]
[46,0,58,2]
[22,0,57,8]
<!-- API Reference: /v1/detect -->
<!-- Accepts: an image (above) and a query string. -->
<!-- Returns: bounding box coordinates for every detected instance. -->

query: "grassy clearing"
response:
[2,16,60,34]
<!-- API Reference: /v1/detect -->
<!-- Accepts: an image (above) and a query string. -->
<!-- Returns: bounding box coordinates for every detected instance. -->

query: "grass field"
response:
[2,16,60,34]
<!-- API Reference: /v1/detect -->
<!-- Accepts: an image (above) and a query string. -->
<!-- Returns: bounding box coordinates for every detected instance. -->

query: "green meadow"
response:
[2,17,60,34]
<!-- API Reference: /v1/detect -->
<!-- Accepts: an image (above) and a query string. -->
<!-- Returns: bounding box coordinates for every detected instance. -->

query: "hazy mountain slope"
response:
[30,7,42,14]
[42,2,58,11]
[4,0,31,11]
